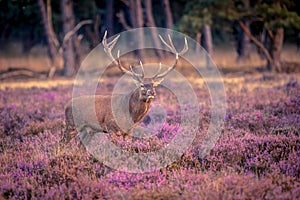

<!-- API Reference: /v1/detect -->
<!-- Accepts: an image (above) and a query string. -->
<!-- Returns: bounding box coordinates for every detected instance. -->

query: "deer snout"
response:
[147,90,155,99]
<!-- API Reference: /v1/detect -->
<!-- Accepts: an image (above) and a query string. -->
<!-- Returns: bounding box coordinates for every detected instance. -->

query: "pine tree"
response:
[223,0,300,71]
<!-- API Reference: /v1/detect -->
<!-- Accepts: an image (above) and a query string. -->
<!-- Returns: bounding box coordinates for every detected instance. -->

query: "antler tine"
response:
[116,50,128,73]
[158,34,173,52]
[167,34,176,51]
[129,64,143,82]
[102,30,120,65]
[126,60,145,82]
[154,35,189,80]
[103,31,120,50]
[154,56,178,79]
[108,35,120,50]
[151,62,162,79]
[180,37,189,55]
[139,60,145,80]
[102,31,141,77]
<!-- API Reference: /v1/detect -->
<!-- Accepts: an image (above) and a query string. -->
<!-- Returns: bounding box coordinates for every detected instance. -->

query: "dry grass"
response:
[1,71,299,94]
[0,43,62,72]
[1,43,299,72]
[0,43,299,91]
[0,55,60,72]
[213,43,300,70]
[0,78,74,90]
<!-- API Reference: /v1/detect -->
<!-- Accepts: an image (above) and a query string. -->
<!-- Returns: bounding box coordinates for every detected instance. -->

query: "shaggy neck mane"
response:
[129,88,151,123]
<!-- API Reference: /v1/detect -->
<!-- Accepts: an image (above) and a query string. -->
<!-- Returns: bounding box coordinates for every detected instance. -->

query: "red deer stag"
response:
[59,31,188,148]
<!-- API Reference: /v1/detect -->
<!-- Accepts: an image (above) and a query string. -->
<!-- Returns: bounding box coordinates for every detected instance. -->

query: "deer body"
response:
[62,86,154,144]
[59,31,188,148]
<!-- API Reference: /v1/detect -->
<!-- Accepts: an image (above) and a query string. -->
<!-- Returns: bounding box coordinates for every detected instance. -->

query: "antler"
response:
[152,34,188,80]
[102,31,144,82]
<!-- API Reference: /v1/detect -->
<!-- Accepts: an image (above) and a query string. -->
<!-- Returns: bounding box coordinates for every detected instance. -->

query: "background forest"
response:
[0,0,300,78]
[0,0,300,199]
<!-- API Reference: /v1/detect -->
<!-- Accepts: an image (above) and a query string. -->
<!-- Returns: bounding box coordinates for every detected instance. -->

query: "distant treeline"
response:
[0,0,300,76]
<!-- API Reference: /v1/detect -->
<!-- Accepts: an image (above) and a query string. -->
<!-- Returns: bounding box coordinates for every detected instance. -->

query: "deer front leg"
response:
[60,125,77,144]
[57,123,77,153]
[57,104,77,152]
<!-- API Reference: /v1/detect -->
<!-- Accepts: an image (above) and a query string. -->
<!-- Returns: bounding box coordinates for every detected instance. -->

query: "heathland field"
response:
[0,45,299,199]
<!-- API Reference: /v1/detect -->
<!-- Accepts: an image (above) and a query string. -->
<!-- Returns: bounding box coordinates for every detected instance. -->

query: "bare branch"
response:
[46,0,59,48]
[266,28,275,41]
[238,20,273,65]
[38,0,60,78]
[94,14,101,34]
[117,11,132,30]
[59,19,93,53]
[62,20,93,46]
[0,69,37,80]
[120,0,130,7]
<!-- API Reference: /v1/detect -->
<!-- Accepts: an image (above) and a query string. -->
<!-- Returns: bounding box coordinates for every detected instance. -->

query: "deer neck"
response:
[129,89,151,123]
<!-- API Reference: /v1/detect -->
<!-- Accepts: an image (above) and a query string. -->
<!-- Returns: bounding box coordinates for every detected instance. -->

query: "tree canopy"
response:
[1,0,300,76]
[1,0,299,47]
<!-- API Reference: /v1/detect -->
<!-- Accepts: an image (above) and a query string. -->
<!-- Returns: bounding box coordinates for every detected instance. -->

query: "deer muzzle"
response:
[146,90,155,102]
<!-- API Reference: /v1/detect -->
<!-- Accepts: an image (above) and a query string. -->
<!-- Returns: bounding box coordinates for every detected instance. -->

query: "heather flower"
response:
[0,75,299,199]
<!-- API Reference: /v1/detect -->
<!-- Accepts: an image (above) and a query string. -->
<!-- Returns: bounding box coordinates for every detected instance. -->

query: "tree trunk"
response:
[162,0,173,29]
[133,0,145,59]
[85,1,101,48]
[135,0,143,28]
[61,0,76,77]
[196,32,201,54]
[73,36,82,72]
[238,20,274,71]
[117,0,144,59]
[22,28,38,53]
[237,0,251,61]
[145,0,163,59]
[257,29,269,59]
[0,23,9,47]
[84,14,101,48]
[236,20,251,61]
[117,10,132,30]
[202,24,213,56]
[129,0,137,28]
[267,28,284,72]
[144,0,155,27]
[38,0,60,77]
[105,0,114,37]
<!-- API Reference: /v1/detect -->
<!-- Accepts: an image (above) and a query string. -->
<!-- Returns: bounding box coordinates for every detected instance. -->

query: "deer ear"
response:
[152,78,164,87]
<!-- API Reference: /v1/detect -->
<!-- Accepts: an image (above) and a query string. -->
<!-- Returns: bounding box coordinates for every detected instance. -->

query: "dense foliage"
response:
[0,73,299,199]
[1,0,300,48]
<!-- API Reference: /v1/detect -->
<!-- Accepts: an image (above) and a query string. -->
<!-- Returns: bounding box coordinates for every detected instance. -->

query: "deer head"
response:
[102,31,188,103]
